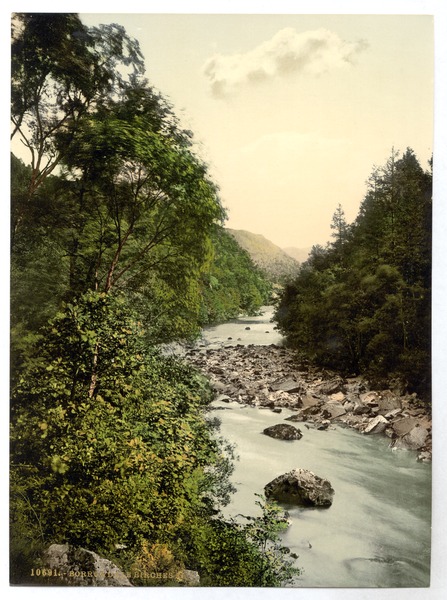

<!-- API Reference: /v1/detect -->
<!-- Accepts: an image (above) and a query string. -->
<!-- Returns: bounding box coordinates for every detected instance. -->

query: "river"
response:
[202,307,432,588]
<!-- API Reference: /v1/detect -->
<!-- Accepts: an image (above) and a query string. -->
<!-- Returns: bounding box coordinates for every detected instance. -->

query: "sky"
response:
[74,11,436,250]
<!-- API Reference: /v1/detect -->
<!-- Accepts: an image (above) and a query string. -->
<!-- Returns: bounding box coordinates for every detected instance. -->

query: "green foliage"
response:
[11,13,145,198]
[10,14,300,588]
[11,14,225,346]
[10,293,222,571]
[10,293,302,587]
[275,148,431,397]
[200,226,272,324]
[240,494,302,586]
[173,495,301,587]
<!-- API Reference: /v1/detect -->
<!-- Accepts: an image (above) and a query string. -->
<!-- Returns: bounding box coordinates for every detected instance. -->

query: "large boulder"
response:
[391,423,429,451]
[263,423,303,440]
[264,468,334,507]
[42,544,132,586]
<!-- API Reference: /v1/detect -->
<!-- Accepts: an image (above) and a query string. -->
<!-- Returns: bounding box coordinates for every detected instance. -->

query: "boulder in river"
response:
[265,468,334,507]
[263,423,303,440]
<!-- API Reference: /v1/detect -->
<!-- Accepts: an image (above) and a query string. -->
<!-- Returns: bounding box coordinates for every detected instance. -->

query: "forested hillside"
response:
[200,226,272,323]
[227,228,300,282]
[10,155,271,352]
[275,149,432,398]
[10,13,294,586]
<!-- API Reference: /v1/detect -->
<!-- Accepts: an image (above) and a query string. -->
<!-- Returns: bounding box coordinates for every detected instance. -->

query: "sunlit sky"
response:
[76,11,435,249]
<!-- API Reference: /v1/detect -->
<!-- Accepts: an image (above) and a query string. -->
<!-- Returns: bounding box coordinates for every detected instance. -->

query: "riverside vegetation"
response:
[275,148,432,400]
[10,13,295,587]
[10,13,431,587]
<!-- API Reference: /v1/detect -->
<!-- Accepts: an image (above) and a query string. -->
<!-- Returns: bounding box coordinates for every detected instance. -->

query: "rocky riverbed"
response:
[185,343,432,462]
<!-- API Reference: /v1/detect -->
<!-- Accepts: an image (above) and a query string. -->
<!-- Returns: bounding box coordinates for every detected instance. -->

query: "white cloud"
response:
[203,27,368,98]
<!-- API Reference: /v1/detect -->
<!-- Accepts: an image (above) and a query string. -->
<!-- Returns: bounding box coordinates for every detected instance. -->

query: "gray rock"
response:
[391,424,429,451]
[345,377,367,393]
[363,415,388,434]
[321,403,346,420]
[178,569,200,586]
[392,417,419,437]
[265,468,334,507]
[353,401,371,415]
[43,544,132,586]
[301,394,322,409]
[210,380,227,392]
[313,377,344,395]
[209,366,225,375]
[343,401,356,412]
[263,423,303,440]
[384,408,402,420]
[216,394,232,403]
[377,390,402,415]
[270,379,303,393]
[267,389,300,408]
[285,409,308,422]
[342,414,366,429]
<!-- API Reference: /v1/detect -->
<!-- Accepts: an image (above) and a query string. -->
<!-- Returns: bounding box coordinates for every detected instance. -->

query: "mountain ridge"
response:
[226,228,302,281]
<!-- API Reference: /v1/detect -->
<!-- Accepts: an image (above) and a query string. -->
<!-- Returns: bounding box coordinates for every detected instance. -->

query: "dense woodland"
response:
[10,14,291,586]
[275,148,432,398]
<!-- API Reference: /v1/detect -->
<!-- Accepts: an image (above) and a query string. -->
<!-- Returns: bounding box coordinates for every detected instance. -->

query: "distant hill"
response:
[282,246,312,264]
[226,229,300,282]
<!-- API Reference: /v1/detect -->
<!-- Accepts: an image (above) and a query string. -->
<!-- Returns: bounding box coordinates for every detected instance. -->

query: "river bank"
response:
[185,342,432,462]
[181,308,432,587]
